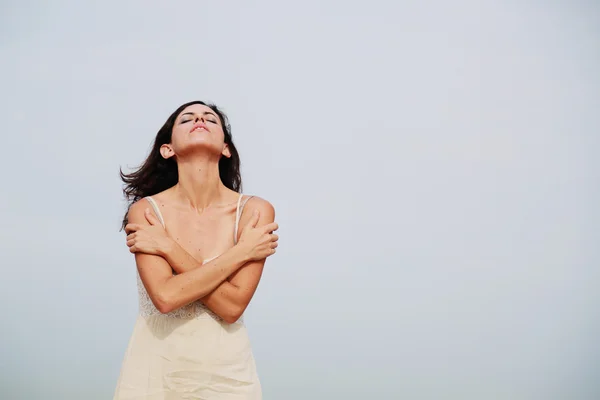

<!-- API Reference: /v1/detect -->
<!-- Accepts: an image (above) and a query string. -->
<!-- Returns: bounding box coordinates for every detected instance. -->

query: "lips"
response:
[190,123,208,133]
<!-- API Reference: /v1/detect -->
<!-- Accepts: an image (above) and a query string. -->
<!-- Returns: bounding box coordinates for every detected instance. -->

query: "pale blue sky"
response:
[1,1,599,399]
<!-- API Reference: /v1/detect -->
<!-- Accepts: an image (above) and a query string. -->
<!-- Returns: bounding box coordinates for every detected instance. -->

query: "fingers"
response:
[124,223,141,234]
[243,210,261,230]
[271,234,279,242]
[144,208,160,226]
[126,230,137,250]
[262,222,279,233]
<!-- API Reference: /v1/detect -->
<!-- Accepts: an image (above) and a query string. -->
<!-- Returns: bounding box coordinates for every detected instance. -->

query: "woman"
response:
[113,101,278,399]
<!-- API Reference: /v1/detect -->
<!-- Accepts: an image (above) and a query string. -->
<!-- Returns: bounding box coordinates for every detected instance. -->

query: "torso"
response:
[150,192,246,262]
[137,190,252,321]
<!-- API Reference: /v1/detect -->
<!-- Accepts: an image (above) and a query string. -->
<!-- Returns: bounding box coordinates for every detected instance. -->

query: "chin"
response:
[180,142,222,157]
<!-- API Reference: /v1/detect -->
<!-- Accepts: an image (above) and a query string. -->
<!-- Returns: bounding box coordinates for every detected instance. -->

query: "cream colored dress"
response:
[114,194,262,400]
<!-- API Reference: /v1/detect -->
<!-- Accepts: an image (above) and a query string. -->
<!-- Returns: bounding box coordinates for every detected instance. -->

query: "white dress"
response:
[113,194,262,399]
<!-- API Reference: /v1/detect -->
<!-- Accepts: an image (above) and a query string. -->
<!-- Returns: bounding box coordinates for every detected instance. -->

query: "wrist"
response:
[159,238,177,259]
[231,243,251,264]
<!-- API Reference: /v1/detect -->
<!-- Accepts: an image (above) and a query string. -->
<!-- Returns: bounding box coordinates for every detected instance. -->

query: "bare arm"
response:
[127,200,270,314]
[156,198,276,323]
[201,198,275,323]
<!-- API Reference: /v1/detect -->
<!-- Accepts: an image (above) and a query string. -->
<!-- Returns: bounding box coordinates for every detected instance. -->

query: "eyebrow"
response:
[179,111,218,120]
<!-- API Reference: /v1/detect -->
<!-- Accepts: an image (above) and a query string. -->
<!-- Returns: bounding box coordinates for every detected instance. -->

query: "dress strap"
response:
[234,194,254,244]
[145,196,165,228]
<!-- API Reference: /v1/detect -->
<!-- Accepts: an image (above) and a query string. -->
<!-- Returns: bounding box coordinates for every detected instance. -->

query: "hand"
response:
[237,210,279,262]
[125,208,174,256]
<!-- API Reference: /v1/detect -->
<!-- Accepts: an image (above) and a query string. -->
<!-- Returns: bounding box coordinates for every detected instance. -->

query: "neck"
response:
[173,156,226,211]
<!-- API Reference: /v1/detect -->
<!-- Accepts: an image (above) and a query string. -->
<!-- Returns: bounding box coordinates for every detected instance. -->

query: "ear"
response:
[222,143,231,158]
[160,144,175,159]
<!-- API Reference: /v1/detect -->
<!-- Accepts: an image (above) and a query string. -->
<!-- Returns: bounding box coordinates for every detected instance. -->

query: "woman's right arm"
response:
[127,200,272,314]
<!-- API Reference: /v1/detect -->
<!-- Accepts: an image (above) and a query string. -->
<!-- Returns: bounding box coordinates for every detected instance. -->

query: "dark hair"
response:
[119,101,241,229]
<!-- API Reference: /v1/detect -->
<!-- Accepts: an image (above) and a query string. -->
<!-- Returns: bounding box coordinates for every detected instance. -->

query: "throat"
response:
[174,159,224,210]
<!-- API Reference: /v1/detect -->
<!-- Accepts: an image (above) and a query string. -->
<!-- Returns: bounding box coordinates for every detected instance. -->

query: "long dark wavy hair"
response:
[119,101,242,230]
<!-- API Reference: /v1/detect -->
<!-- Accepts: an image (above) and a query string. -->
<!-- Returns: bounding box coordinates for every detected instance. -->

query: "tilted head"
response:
[119,100,242,229]
[161,102,232,161]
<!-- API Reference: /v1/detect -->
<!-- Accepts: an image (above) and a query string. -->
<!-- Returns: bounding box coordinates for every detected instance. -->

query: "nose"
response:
[195,115,205,123]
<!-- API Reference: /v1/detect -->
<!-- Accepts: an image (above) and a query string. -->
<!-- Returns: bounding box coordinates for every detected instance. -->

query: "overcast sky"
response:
[1,1,599,399]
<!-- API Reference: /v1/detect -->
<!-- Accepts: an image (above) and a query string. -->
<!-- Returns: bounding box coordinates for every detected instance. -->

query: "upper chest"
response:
[159,204,239,260]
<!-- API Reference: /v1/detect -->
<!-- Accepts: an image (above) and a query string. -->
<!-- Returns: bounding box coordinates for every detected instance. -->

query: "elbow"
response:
[157,303,174,314]
[221,305,245,324]
[153,293,176,314]
[222,314,241,324]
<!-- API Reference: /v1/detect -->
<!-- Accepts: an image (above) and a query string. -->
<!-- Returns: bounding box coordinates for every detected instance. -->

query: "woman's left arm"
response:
[200,199,275,323]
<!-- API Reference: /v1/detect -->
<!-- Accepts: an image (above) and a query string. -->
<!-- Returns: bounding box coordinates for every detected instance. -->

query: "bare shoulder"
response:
[235,196,275,240]
[126,197,153,224]
[243,196,275,219]
[126,188,172,224]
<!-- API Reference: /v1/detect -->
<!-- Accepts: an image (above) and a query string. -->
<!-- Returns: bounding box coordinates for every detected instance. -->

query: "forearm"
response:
[201,263,265,323]
[161,240,244,319]
[156,246,248,313]
[200,281,245,322]
[161,239,200,274]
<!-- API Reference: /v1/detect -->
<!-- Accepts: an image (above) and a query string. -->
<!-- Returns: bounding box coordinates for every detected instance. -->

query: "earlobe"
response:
[222,144,231,158]
[160,144,174,159]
